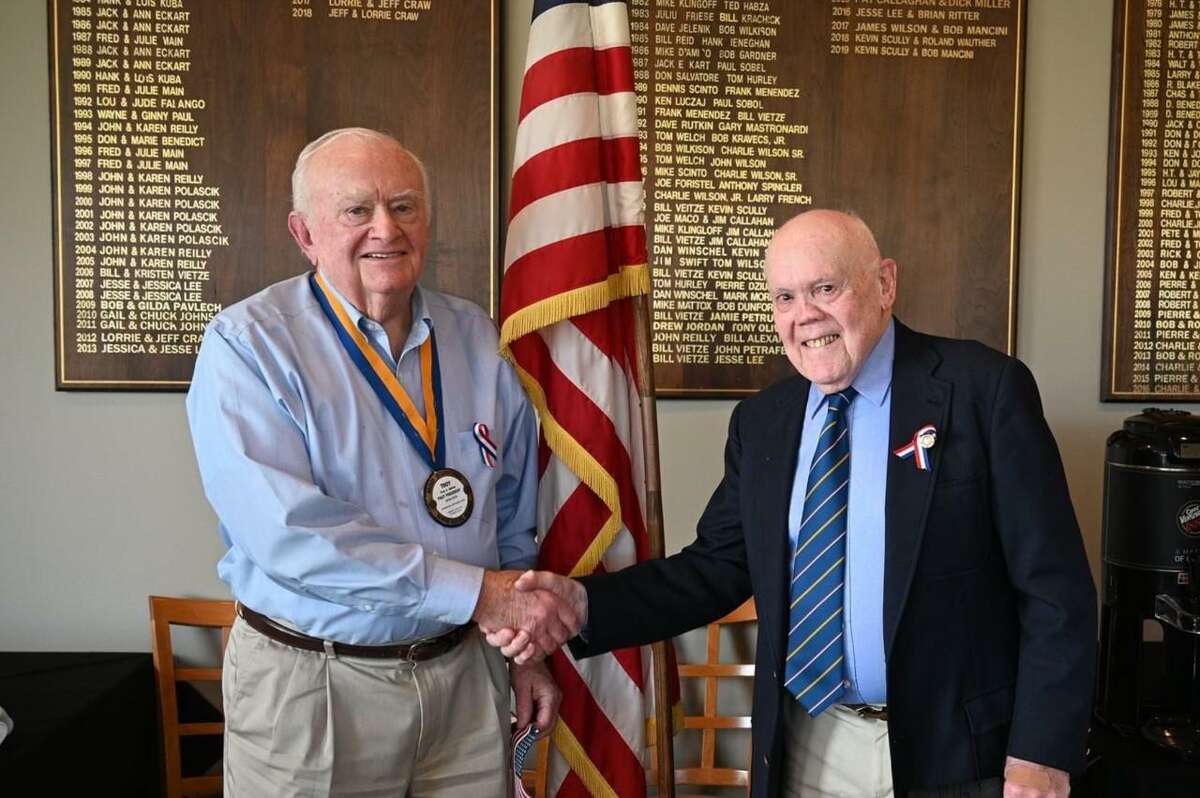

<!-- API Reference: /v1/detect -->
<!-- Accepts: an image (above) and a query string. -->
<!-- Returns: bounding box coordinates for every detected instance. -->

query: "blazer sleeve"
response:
[989,358,1097,774]
[572,401,755,657]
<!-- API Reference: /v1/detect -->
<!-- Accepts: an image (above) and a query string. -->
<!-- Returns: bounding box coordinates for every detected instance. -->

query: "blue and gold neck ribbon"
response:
[309,271,446,468]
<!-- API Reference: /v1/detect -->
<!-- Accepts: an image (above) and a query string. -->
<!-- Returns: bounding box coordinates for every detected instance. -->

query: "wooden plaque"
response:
[631,0,1026,396]
[1104,0,1200,402]
[49,0,496,390]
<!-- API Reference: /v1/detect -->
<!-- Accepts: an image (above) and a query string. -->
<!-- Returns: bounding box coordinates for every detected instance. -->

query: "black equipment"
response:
[1098,408,1200,760]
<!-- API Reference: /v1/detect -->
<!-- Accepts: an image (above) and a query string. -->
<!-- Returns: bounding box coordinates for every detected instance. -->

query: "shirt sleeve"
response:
[186,323,485,625]
[494,359,539,571]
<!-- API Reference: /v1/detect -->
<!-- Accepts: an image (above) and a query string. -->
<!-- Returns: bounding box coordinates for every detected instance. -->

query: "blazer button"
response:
[763,754,770,767]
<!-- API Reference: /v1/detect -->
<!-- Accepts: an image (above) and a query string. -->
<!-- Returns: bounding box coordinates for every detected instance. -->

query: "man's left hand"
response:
[1003,756,1070,798]
[510,659,561,733]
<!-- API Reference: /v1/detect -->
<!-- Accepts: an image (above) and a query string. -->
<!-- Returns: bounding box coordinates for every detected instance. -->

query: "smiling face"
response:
[287,133,429,313]
[764,211,897,393]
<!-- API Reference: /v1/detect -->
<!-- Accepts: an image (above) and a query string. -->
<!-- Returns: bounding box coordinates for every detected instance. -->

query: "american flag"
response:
[500,1,667,795]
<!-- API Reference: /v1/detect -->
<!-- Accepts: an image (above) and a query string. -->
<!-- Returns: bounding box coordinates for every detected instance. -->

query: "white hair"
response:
[290,127,431,215]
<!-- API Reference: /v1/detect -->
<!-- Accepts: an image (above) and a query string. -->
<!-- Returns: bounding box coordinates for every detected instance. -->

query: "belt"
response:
[844,703,889,721]
[236,604,472,661]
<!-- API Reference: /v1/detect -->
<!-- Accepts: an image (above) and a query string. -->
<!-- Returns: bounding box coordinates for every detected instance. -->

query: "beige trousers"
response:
[222,617,512,798]
[782,702,894,798]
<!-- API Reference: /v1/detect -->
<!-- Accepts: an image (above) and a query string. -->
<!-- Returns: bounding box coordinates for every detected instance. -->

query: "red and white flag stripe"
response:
[500,1,671,796]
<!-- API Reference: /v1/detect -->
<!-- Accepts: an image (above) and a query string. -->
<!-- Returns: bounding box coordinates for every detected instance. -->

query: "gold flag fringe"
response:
[551,719,620,798]
[499,260,652,577]
[499,263,649,354]
[501,259,664,790]
[508,360,624,578]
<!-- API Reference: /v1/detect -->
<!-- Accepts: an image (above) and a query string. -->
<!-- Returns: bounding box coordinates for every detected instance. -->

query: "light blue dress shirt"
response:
[186,273,539,645]
[788,319,894,704]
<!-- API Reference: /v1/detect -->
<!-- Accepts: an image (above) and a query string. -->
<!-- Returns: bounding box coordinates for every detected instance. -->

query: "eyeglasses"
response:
[771,278,849,310]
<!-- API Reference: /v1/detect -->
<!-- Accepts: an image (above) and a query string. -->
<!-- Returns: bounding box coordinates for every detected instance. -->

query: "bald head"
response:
[766,210,883,280]
[764,209,897,392]
[291,128,430,216]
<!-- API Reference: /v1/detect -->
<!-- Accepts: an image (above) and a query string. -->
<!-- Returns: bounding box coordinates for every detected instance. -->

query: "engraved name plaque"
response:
[632,0,1026,396]
[49,0,496,390]
[1104,0,1200,401]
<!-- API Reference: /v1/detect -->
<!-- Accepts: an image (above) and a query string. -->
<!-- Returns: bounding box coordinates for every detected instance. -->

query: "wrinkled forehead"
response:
[766,237,862,287]
[314,137,422,183]
[767,215,879,278]
[308,144,426,205]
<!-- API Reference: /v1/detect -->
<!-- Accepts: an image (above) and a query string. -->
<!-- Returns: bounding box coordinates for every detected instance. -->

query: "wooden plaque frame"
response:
[48,0,498,390]
[1103,0,1200,402]
[632,0,1027,397]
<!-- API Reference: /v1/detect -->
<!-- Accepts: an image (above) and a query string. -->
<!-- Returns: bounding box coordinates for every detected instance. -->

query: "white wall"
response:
[1,1,226,651]
[0,0,1179,652]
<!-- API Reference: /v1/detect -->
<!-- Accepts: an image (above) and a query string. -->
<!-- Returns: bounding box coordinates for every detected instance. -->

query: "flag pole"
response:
[632,291,676,798]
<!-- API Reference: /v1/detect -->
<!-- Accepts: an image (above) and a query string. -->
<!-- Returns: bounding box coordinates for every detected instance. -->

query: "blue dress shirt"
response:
[186,273,539,645]
[788,319,895,704]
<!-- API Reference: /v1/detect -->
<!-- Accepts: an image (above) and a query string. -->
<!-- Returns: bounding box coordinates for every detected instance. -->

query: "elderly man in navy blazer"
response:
[487,210,1096,798]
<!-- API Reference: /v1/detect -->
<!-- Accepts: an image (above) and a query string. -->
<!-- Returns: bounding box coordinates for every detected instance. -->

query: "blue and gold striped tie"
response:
[784,388,856,715]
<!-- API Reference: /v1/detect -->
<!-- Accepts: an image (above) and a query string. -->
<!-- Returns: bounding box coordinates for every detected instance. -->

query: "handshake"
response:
[472,570,588,664]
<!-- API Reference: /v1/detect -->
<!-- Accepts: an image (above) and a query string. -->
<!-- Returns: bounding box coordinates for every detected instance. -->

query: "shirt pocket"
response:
[453,427,500,528]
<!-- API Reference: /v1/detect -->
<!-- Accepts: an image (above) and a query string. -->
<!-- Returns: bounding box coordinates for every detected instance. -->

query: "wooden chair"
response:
[659,598,757,797]
[520,599,757,797]
[148,596,236,798]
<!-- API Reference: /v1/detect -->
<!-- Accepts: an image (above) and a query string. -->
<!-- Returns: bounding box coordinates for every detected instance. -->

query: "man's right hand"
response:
[480,570,588,664]
[472,570,583,660]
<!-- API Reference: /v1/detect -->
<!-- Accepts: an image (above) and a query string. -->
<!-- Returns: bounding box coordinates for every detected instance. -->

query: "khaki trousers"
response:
[222,617,511,798]
[782,702,894,798]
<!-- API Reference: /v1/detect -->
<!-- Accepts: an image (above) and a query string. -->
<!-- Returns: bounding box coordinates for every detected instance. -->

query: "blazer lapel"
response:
[754,377,809,667]
[883,323,951,656]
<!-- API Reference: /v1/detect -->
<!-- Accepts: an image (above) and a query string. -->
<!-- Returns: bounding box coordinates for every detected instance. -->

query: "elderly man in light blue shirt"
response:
[788,317,894,710]
[186,128,576,797]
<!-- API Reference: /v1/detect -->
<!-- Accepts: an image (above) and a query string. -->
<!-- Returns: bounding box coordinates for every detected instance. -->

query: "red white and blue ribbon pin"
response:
[473,422,498,469]
[893,424,937,471]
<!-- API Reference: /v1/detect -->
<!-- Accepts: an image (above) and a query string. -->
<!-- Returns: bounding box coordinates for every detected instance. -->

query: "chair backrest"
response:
[148,596,235,798]
[520,599,758,798]
[666,597,758,797]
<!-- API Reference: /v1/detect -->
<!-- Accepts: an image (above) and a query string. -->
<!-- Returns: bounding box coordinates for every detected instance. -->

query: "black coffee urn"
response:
[1098,409,1200,760]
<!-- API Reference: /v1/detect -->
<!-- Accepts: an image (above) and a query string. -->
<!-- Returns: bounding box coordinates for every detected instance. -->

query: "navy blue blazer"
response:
[574,321,1096,797]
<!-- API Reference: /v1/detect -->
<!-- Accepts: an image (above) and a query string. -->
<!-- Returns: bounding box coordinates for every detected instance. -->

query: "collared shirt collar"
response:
[317,272,433,359]
[806,317,896,419]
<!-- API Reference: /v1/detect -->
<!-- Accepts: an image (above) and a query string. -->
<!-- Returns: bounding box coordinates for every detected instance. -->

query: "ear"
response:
[287,211,319,266]
[878,257,898,310]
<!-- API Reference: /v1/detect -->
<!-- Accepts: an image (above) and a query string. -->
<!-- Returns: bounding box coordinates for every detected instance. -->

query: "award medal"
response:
[310,272,473,526]
[424,468,473,527]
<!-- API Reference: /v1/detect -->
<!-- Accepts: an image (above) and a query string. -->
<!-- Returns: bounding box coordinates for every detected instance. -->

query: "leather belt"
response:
[237,604,472,661]
[844,703,889,721]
